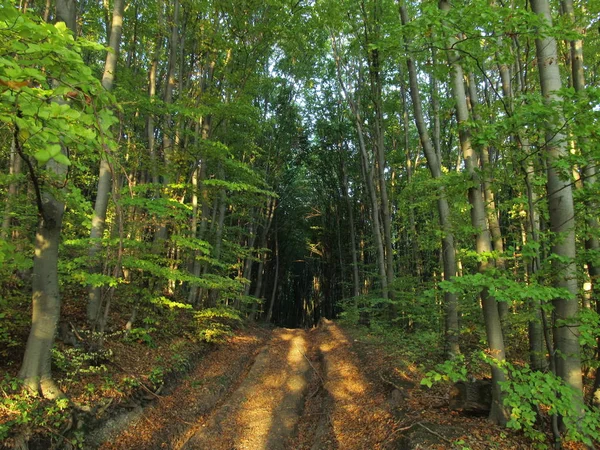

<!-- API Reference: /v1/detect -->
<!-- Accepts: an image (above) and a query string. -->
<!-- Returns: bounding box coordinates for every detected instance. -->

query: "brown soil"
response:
[89,320,557,450]
[94,320,401,450]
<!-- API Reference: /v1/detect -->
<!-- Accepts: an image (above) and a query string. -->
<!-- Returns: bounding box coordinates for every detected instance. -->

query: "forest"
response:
[1,0,600,448]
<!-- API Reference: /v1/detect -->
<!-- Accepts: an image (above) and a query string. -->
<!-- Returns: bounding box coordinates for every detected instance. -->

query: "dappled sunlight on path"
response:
[96,323,397,450]
[315,319,394,449]
[181,328,310,450]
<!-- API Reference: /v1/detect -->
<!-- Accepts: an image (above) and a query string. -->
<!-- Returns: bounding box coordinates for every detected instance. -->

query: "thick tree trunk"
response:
[19,0,76,397]
[400,4,459,357]
[87,0,126,326]
[531,0,583,406]
[19,195,65,398]
[439,0,507,425]
[560,0,600,406]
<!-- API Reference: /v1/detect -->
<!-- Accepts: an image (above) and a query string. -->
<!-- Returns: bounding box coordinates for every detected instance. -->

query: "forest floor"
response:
[86,319,538,450]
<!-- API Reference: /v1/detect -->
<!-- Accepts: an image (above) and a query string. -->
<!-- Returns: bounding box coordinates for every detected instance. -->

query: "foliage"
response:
[0,1,116,167]
[0,376,71,443]
[51,346,111,381]
[193,307,243,343]
[499,363,600,448]
[124,327,157,347]
[420,354,468,388]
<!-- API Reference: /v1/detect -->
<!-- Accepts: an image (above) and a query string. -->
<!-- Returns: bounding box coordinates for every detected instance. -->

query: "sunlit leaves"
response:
[0,0,116,168]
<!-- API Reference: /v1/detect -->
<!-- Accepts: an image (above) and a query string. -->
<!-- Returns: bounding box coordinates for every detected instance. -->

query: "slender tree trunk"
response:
[400,3,459,357]
[341,155,360,298]
[241,220,257,298]
[87,0,126,326]
[497,41,547,372]
[146,0,162,187]
[431,47,442,165]
[1,138,22,239]
[531,0,583,408]
[466,72,508,321]
[154,0,179,244]
[207,169,227,306]
[439,0,507,424]
[401,80,422,279]
[250,197,275,319]
[188,160,202,306]
[188,113,212,306]
[265,220,279,323]
[331,35,388,298]
[369,46,394,296]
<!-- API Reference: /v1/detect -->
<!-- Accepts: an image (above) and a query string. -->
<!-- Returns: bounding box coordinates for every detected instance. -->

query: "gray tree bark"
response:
[400,3,459,357]
[560,0,598,405]
[497,39,545,372]
[1,138,22,240]
[19,0,76,398]
[531,0,583,406]
[87,0,126,326]
[331,35,388,299]
[265,219,279,323]
[439,0,507,425]
[466,73,507,320]
[341,155,361,298]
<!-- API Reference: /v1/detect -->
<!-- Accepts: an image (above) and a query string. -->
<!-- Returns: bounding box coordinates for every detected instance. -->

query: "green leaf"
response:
[34,149,51,164]
[53,153,70,166]
[47,144,62,157]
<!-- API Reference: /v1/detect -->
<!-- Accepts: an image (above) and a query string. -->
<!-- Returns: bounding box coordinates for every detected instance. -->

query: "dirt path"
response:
[95,320,398,450]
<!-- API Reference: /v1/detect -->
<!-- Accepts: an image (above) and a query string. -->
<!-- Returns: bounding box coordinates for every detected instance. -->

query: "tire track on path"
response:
[180,328,310,450]
[95,321,398,450]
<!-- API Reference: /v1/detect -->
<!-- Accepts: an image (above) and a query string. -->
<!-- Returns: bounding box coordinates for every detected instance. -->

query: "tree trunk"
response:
[439,0,507,425]
[19,0,76,398]
[250,197,275,319]
[369,44,395,297]
[87,0,126,326]
[531,0,583,406]
[1,138,22,240]
[560,0,600,406]
[341,155,361,298]
[331,34,388,299]
[188,114,212,306]
[153,0,179,244]
[400,3,459,358]
[207,170,227,306]
[402,80,422,279]
[265,220,279,323]
[466,72,507,321]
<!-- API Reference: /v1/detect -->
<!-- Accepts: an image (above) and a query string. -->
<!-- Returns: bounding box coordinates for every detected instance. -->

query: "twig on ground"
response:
[295,344,325,386]
[108,361,163,398]
[386,420,453,446]
[416,422,453,444]
[379,373,405,392]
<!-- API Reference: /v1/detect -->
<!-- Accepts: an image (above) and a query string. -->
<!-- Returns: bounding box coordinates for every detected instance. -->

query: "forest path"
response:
[97,320,398,450]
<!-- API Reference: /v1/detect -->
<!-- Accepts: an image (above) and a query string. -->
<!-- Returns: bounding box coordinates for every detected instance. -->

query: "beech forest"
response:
[1,0,600,448]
